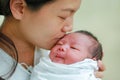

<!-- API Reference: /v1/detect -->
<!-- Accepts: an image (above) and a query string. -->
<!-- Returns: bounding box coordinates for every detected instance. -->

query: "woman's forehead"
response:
[51,0,81,12]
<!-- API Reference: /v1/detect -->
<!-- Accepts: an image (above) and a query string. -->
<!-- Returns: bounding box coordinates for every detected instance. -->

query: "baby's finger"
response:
[94,72,104,78]
[97,60,105,71]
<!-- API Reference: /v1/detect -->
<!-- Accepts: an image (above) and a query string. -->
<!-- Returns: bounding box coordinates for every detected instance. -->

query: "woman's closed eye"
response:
[59,16,67,20]
[58,12,71,20]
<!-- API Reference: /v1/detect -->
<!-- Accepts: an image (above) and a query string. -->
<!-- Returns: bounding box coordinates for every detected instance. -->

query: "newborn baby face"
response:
[49,33,93,64]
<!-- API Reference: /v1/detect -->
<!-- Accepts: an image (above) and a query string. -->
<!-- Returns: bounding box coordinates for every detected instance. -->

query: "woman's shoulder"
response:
[0,48,13,65]
[0,49,31,80]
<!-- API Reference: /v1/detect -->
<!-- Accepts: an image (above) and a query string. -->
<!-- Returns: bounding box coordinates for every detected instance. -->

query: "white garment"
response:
[0,47,47,80]
[31,57,101,80]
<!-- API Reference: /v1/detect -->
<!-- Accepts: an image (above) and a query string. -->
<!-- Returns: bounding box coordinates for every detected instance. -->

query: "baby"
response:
[30,30,103,80]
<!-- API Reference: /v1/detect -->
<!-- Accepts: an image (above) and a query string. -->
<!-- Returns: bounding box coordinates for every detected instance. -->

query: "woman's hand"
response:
[95,60,105,78]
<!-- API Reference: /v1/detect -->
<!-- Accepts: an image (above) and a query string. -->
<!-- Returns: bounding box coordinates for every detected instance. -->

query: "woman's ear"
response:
[10,0,26,20]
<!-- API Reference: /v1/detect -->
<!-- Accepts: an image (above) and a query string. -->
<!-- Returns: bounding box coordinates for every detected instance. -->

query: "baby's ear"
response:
[92,58,97,61]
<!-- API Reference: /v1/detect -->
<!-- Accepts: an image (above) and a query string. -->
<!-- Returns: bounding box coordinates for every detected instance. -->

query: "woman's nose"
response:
[62,17,73,32]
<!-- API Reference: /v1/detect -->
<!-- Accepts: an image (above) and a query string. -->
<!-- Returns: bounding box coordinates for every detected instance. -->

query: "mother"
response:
[0,0,104,80]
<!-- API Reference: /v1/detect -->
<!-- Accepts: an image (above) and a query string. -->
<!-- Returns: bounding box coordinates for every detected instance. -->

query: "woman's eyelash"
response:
[59,16,66,20]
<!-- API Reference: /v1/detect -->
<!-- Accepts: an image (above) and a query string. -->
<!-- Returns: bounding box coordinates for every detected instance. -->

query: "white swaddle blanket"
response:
[31,57,101,80]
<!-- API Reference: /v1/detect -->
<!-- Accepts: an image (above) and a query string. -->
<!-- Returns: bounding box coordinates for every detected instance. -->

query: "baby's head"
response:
[49,30,103,64]
[74,30,103,60]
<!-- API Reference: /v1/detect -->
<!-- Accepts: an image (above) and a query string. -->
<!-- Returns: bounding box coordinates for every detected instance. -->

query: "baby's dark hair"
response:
[74,30,103,60]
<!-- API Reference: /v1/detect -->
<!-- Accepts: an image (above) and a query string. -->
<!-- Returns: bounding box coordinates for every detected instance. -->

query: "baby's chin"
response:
[51,57,65,64]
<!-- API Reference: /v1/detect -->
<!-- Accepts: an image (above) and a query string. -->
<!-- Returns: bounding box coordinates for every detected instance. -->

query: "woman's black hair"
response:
[0,0,10,16]
[0,77,5,80]
[0,32,18,79]
[0,0,55,16]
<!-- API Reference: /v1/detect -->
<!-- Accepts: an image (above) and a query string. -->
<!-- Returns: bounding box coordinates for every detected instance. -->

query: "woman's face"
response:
[20,0,81,49]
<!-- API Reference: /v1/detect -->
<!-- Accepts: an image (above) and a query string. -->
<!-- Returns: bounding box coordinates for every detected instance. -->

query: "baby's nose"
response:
[58,45,69,52]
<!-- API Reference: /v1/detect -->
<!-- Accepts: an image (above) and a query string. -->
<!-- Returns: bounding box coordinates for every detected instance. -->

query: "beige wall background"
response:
[0,0,120,80]
[73,0,120,80]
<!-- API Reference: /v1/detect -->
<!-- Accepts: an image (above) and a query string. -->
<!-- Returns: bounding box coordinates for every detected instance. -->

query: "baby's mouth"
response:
[55,53,64,59]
